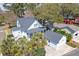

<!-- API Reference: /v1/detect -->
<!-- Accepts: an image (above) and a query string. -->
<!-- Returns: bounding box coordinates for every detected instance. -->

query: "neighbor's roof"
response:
[17,16,35,29]
[44,30,63,45]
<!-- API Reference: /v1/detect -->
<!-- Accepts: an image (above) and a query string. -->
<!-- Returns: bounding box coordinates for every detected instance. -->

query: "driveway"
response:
[45,44,76,56]
[53,23,79,32]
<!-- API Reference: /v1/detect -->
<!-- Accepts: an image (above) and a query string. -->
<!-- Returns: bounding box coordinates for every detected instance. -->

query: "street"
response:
[63,48,79,56]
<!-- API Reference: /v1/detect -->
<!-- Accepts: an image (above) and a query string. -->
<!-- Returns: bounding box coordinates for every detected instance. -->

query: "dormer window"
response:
[34,24,38,27]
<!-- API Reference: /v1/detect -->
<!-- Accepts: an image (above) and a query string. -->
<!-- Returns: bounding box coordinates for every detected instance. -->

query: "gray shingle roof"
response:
[27,27,46,34]
[12,27,27,32]
[17,16,35,29]
[12,27,21,31]
[44,30,63,45]
[12,27,45,35]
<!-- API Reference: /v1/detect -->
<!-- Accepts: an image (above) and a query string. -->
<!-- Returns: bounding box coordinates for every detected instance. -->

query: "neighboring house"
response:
[75,17,79,24]
[12,16,46,40]
[64,16,79,24]
[64,18,75,24]
[44,30,66,50]
[72,31,79,43]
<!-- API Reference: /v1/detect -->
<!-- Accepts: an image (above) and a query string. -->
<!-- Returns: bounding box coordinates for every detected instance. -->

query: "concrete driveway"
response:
[45,44,76,56]
[53,23,79,31]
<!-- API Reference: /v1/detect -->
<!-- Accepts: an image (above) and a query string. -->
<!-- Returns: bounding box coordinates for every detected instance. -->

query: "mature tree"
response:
[33,4,64,23]
[0,36,28,56]
[3,3,37,18]
[0,33,47,56]
[60,3,79,18]
[0,14,7,25]
[1,35,16,56]
[3,3,26,18]
[31,32,47,48]
[28,32,47,56]
[26,3,37,11]
[16,37,28,56]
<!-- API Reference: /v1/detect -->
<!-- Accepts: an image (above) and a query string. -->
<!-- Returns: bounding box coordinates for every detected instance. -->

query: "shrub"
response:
[66,34,72,42]
[53,28,58,32]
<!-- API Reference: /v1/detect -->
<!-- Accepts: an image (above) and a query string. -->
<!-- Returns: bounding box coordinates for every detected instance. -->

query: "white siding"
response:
[28,20,43,30]
[12,30,29,40]
[72,31,79,42]
[48,42,57,49]
[57,36,66,49]
[47,36,66,50]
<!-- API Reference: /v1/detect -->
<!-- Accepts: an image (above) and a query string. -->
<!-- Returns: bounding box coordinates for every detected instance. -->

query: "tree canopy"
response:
[0,32,47,56]
[33,4,64,23]
[3,3,79,23]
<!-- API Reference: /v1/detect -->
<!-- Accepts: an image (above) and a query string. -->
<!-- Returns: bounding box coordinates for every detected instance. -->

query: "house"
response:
[72,31,79,43]
[44,30,66,50]
[12,16,46,40]
[64,15,75,24]
[64,18,75,24]
[64,15,79,24]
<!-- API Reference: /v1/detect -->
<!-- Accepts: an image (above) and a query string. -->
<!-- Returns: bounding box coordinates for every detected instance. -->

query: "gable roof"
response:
[44,30,63,45]
[17,16,35,29]
[27,27,46,34]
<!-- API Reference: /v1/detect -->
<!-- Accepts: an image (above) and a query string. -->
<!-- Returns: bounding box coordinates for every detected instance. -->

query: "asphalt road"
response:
[63,48,79,56]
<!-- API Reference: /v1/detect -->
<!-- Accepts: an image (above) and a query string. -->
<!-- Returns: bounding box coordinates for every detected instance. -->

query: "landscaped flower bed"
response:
[53,28,72,42]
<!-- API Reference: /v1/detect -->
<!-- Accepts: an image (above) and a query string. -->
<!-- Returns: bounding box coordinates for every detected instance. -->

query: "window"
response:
[27,33,28,35]
[41,31,43,32]
[34,24,38,27]
[48,40,50,42]
[30,33,33,37]
[75,33,78,36]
